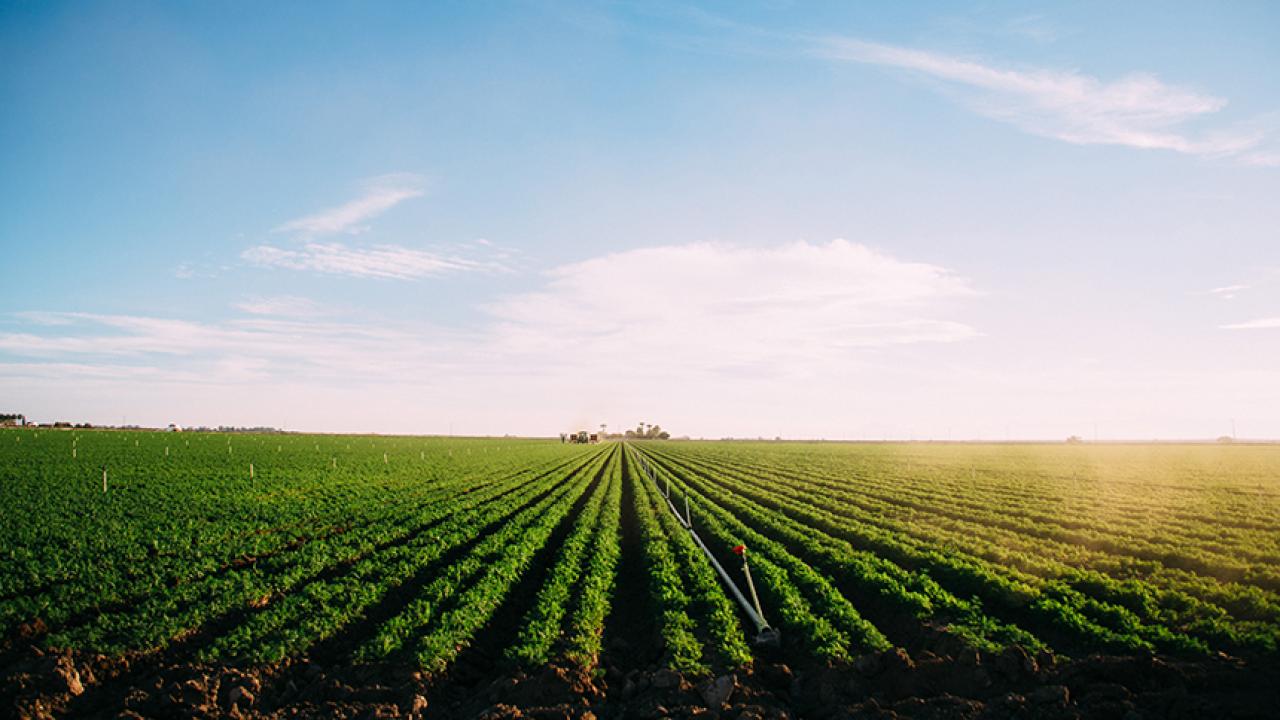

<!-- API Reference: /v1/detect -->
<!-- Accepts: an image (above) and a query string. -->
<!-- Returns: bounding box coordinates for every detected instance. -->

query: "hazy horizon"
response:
[3,2,1278,440]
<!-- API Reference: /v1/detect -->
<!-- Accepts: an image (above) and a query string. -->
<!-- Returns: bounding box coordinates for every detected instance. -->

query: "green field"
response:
[2,429,1278,679]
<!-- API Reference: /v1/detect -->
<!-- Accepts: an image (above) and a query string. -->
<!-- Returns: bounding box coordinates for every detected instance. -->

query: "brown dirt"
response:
[4,642,1277,719]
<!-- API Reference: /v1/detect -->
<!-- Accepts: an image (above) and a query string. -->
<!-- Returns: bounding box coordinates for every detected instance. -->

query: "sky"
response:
[1,0,1278,440]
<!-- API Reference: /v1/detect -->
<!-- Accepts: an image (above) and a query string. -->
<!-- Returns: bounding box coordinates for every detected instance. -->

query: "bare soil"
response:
[5,631,1277,720]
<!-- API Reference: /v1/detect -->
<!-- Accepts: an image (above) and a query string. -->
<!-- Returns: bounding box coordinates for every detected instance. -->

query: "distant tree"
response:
[622,423,673,440]
[1065,435,1084,444]
[1217,435,1235,444]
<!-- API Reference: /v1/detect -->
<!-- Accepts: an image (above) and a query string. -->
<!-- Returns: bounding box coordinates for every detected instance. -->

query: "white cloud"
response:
[484,239,978,376]
[1241,152,1280,168]
[11,241,1280,437]
[1222,317,1280,330]
[11,311,78,326]
[815,38,1263,159]
[249,174,508,280]
[242,242,504,280]
[1202,284,1250,300]
[234,296,322,317]
[274,174,424,236]
[5,240,977,389]
[0,311,473,383]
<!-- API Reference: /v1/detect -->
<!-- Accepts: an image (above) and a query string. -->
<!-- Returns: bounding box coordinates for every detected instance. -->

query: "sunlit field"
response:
[3,429,1277,717]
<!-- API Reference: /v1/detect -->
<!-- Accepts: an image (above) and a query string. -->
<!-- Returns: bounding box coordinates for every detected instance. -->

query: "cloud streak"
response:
[241,242,503,280]
[5,240,978,388]
[1222,317,1280,330]
[1203,284,1250,300]
[248,174,509,280]
[274,174,424,236]
[485,239,978,376]
[0,311,473,384]
[234,296,322,317]
[815,38,1263,159]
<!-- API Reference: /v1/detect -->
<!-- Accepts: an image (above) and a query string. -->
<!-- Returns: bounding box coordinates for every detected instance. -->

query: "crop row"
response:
[46,448,606,657]
[506,445,623,668]
[628,446,890,665]
[3,451,586,641]
[642,447,1207,654]
[358,447,614,674]
[702,448,1280,651]
[695,448,1280,594]
[640,444,1278,655]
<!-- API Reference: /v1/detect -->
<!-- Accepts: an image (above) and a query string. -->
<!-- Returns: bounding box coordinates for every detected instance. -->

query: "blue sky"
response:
[2,1,1278,439]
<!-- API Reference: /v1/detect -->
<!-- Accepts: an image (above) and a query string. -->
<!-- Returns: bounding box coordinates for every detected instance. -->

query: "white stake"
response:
[420,451,424,460]
[331,457,336,469]
[72,447,77,459]
[741,550,768,628]
[165,446,169,457]
[102,467,107,493]
[383,452,388,464]
[250,463,254,479]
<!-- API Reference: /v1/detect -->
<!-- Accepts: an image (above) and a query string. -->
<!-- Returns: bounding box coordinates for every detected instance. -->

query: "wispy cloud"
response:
[815,38,1264,160]
[4,240,978,389]
[234,296,322,317]
[1240,152,1280,167]
[1202,284,1250,300]
[1222,317,1280,330]
[0,311,472,383]
[241,242,506,280]
[249,174,510,280]
[485,239,978,377]
[274,173,424,236]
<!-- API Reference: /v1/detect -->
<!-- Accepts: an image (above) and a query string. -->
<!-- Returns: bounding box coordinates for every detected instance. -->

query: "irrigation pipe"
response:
[632,448,780,647]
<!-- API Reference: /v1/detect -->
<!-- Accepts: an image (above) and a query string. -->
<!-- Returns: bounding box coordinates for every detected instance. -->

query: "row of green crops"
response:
[506,445,623,668]
[635,442,1280,657]
[0,429,609,664]
[628,447,764,675]
[3,428,1277,680]
[629,446,890,663]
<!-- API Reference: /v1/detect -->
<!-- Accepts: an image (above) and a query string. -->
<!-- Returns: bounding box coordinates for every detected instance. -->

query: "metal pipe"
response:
[741,554,768,628]
[689,528,769,633]
[632,446,773,636]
